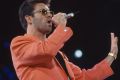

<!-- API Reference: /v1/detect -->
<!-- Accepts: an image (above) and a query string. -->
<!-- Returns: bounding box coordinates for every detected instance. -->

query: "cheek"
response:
[32,18,48,31]
[33,17,46,26]
[33,18,42,24]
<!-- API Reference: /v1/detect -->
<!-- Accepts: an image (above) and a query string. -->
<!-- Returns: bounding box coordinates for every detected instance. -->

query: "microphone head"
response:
[68,13,74,17]
[66,13,74,18]
[66,11,80,19]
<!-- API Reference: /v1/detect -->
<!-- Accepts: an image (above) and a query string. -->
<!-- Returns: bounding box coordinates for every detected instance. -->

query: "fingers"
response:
[115,37,118,43]
[52,12,67,27]
[110,32,118,54]
[111,33,114,46]
[114,37,118,44]
[111,33,118,44]
[111,33,114,40]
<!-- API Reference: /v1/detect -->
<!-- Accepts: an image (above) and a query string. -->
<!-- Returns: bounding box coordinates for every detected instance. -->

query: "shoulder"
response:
[10,34,37,45]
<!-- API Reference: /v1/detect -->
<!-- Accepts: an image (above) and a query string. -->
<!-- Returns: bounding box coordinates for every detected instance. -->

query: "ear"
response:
[25,15,33,25]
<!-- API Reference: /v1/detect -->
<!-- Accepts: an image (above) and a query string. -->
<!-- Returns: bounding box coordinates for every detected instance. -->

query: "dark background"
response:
[0,0,120,80]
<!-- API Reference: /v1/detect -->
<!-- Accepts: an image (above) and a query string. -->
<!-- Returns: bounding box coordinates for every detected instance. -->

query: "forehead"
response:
[34,3,49,11]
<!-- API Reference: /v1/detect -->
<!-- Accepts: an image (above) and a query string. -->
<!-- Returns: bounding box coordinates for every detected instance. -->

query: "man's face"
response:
[31,3,53,34]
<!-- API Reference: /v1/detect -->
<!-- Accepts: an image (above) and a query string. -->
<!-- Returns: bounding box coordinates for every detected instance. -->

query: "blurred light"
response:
[0,74,3,80]
[2,66,16,80]
[74,49,83,58]
[3,41,10,48]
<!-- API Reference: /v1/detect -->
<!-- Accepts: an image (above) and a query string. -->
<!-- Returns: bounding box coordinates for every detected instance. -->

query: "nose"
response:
[47,11,53,18]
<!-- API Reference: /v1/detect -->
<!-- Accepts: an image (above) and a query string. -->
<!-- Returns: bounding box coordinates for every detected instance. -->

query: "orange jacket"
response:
[10,26,113,80]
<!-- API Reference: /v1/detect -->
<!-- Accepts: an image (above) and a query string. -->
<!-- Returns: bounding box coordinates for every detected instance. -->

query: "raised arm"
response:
[105,33,118,65]
[10,26,73,66]
[68,33,118,80]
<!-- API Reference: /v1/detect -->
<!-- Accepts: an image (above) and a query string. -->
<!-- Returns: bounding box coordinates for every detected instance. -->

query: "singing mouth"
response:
[47,20,52,23]
[46,19,52,27]
[47,19,53,25]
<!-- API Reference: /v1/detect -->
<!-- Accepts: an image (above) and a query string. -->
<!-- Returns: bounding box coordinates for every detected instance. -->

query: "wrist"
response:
[105,55,114,65]
[108,52,117,60]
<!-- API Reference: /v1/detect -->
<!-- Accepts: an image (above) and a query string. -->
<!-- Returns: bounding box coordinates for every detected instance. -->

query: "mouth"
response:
[47,20,52,23]
[47,20,52,25]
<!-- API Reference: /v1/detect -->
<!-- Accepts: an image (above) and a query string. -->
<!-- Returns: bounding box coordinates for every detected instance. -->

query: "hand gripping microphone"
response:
[52,11,79,26]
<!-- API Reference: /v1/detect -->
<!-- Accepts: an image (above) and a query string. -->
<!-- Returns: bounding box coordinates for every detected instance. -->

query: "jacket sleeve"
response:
[10,26,73,66]
[69,59,114,80]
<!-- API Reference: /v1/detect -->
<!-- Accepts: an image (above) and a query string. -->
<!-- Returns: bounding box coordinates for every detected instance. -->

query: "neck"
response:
[27,25,46,40]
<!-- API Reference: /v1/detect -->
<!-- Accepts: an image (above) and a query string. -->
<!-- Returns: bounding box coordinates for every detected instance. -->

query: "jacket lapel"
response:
[58,51,75,80]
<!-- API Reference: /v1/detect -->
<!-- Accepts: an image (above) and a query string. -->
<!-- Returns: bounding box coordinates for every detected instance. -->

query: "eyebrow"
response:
[34,9,49,12]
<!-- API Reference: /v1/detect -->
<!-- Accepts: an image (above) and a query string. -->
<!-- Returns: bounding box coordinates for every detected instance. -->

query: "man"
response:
[10,0,118,80]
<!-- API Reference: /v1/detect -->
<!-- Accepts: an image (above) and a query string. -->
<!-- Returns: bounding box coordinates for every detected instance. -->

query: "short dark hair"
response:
[19,0,51,30]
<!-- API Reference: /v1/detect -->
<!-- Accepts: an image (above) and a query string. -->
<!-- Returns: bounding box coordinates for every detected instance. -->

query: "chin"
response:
[46,29,52,34]
[43,26,52,34]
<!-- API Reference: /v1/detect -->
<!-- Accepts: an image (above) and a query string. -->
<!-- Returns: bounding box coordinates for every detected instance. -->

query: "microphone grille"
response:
[67,13,74,17]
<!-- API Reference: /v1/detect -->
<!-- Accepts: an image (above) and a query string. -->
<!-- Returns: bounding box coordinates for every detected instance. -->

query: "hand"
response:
[110,33,118,58]
[105,33,118,65]
[52,12,67,27]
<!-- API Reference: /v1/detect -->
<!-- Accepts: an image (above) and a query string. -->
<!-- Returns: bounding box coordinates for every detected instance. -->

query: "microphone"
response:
[51,11,79,26]
[65,13,74,19]
[65,11,79,19]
